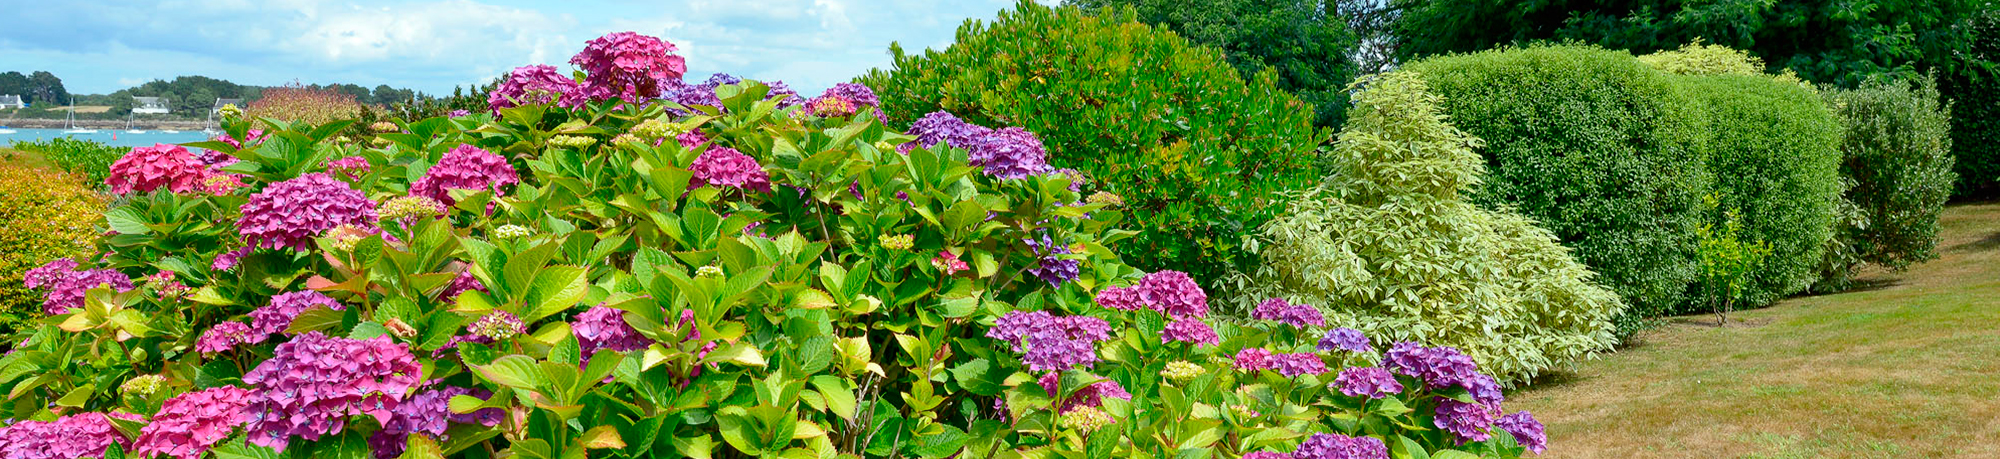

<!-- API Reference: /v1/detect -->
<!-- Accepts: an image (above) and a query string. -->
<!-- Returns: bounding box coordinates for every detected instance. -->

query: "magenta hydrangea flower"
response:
[1024,234,1079,287]
[677,130,710,149]
[212,129,266,150]
[968,127,1052,180]
[449,109,472,118]
[1292,433,1388,459]
[211,247,249,272]
[1383,342,1480,389]
[133,386,253,459]
[1496,411,1547,454]
[574,306,652,360]
[571,32,686,103]
[1093,286,1143,311]
[1434,400,1497,442]
[22,259,133,315]
[1232,348,1274,372]
[1253,297,1326,329]
[105,144,210,194]
[1270,353,1328,377]
[902,111,994,154]
[489,64,586,112]
[195,321,255,354]
[822,82,880,108]
[1332,367,1403,398]
[1161,317,1220,346]
[1318,328,1372,353]
[241,332,422,451]
[238,173,379,251]
[0,412,137,459]
[411,145,519,206]
[367,386,505,459]
[986,311,1113,372]
[326,156,370,180]
[1050,380,1131,414]
[1138,270,1208,319]
[247,290,345,339]
[689,147,772,192]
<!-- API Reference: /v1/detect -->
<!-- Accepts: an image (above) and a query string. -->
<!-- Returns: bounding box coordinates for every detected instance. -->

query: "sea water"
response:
[1,128,214,148]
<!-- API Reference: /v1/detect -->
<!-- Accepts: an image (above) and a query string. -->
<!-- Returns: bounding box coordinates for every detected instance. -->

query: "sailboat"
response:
[125,110,145,134]
[62,99,97,134]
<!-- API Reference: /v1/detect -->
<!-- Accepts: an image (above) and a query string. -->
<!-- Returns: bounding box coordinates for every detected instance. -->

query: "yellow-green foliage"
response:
[0,163,104,335]
[1639,38,1808,87]
[1239,72,1623,384]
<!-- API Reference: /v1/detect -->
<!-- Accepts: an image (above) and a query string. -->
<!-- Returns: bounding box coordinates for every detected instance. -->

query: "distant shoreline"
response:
[0,118,210,129]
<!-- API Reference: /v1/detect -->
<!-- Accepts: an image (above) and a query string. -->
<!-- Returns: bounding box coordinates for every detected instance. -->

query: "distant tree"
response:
[1072,0,1361,126]
[27,71,67,106]
[0,72,27,102]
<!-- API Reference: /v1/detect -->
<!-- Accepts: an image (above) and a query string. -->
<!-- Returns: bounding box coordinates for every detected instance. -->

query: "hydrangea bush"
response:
[3,32,1552,458]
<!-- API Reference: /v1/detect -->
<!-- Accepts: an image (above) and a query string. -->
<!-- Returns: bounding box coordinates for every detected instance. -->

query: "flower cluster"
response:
[133,386,253,459]
[574,306,652,361]
[549,135,597,148]
[0,412,136,459]
[241,332,422,451]
[1136,270,1208,318]
[23,258,133,314]
[105,143,210,194]
[968,127,1053,180]
[411,145,520,206]
[440,271,487,302]
[327,156,370,180]
[1024,234,1079,287]
[806,83,885,121]
[468,310,525,340]
[879,234,914,250]
[1332,367,1403,398]
[368,386,504,459]
[195,321,255,354]
[902,111,994,154]
[1292,432,1389,459]
[211,128,265,149]
[238,173,379,251]
[1161,316,1221,346]
[1383,342,1480,390]
[1253,297,1326,329]
[379,195,447,222]
[1496,411,1548,454]
[489,64,587,112]
[571,32,686,102]
[248,290,346,338]
[1270,352,1330,377]
[1162,360,1206,383]
[1318,328,1372,353]
[688,147,772,192]
[986,310,1113,372]
[1085,191,1125,206]
[932,250,969,274]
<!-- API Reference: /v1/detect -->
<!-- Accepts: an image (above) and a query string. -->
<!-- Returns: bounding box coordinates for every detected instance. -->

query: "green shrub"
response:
[0,164,103,338]
[1947,8,2000,197]
[1691,196,1771,323]
[1814,77,1957,290]
[1236,72,1623,384]
[9,137,126,183]
[1400,45,1710,324]
[858,1,1330,292]
[1672,74,1842,307]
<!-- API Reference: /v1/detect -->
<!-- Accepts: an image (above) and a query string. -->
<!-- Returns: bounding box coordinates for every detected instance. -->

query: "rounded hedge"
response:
[857,1,1330,292]
[1816,77,1957,290]
[1675,74,1842,308]
[1400,45,1711,320]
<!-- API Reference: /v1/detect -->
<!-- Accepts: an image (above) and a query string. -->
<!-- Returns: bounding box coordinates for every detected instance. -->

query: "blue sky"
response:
[0,0,1035,96]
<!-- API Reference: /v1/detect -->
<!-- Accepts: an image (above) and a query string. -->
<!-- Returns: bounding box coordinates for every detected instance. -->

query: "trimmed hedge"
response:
[1816,77,1957,290]
[1675,74,1842,308]
[1400,45,1711,324]
[858,1,1330,291]
[0,163,103,338]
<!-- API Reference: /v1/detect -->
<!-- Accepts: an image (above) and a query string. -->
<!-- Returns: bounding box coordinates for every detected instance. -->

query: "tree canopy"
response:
[1073,0,1361,126]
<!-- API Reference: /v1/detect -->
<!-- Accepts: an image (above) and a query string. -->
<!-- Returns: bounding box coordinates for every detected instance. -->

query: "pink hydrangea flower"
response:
[238,173,379,251]
[1233,348,1274,372]
[326,156,370,180]
[688,147,772,192]
[212,129,266,149]
[1161,317,1220,346]
[133,386,254,459]
[573,306,652,361]
[0,412,138,459]
[411,145,519,206]
[1138,270,1208,319]
[571,32,686,103]
[195,321,254,354]
[1093,286,1143,311]
[105,144,210,194]
[241,332,421,451]
[247,290,345,339]
[488,64,586,113]
[22,258,132,315]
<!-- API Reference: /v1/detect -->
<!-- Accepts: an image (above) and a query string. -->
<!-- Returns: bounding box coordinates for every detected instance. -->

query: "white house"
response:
[0,95,23,109]
[213,98,243,112]
[132,96,170,114]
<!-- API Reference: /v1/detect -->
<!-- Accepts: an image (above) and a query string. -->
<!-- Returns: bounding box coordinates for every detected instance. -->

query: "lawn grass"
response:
[1511,202,2000,458]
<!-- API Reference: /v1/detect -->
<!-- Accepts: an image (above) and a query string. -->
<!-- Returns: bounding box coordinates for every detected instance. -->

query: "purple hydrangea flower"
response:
[1383,342,1479,389]
[663,80,723,113]
[574,306,653,360]
[703,73,742,86]
[571,32,686,103]
[1496,411,1547,454]
[1138,270,1208,319]
[1461,373,1506,406]
[968,127,1052,180]
[0,412,138,459]
[106,144,210,194]
[763,80,802,109]
[1045,379,1132,414]
[195,321,255,354]
[247,290,345,339]
[241,332,422,451]
[133,386,253,459]
[1024,235,1080,287]
[367,386,505,459]
[439,271,487,302]
[1318,328,1372,353]
[1093,286,1143,311]
[488,64,586,113]
[238,173,379,251]
[902,111,993,154]
[21,259,132,315]
[1161,317,1220,346]
[1293,433,1388,459]
[411,145,519,207]
[1434,400,1497,442]
[1232,348,1274,372]
[1332,367,1403,398]
[1253,297,1326,329]
[986,311,1113,372]
[1270,353,1329,377]
[688,147,772,192]
[821,82,880,107]
[677,130,710,149]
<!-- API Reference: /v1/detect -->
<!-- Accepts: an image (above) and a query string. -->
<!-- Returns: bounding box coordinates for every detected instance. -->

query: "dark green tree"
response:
[1073,0,1361,126]
[0,72,28,103]
[27,71,68,106]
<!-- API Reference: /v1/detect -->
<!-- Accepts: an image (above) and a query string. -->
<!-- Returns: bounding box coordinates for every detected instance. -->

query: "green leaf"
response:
[284,306,347,335]
[947,359,1009,396]
[473,355,550,390]
[520,266,589,322]
[209,439,284,459]
[810,375,858,422]
[700,342,767,368]
[907,424,969,458]
[104,207,152,235]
